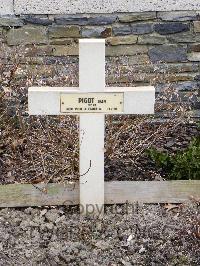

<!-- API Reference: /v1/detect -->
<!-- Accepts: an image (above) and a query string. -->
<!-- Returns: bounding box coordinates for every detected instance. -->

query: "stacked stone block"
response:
[0,11,200,117]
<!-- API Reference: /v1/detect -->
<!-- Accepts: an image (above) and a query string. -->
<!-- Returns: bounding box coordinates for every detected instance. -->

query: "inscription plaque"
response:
[60,93,124,113]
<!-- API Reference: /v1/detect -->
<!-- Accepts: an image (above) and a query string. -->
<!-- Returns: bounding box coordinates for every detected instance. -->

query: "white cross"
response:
[28,39,155,215]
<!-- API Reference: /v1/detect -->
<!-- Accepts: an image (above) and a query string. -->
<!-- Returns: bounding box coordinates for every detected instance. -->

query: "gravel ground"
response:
[0,201,199,265]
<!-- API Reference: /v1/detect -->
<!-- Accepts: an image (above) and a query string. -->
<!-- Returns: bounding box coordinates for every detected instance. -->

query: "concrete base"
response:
[0,0,14,15]
[14,0,200,15]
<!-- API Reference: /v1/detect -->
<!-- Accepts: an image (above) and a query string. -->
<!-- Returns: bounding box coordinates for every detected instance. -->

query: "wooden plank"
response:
[0,181,199,208]
[28,86,155,115]
[79,39,105,214]
[0,183,79,208]
[79,114,105,212]
[105,181,200,204]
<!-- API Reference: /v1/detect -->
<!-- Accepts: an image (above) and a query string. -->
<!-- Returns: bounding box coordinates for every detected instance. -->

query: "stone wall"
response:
[0,10,200,117]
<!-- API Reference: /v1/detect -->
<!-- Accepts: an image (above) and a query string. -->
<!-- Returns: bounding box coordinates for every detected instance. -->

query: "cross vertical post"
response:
[79,40,105,215]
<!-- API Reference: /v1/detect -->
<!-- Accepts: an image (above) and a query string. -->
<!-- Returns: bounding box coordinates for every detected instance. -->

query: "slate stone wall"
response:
[0,11,200,117]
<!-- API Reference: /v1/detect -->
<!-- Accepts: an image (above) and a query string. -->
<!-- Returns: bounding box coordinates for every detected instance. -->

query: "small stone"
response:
[167,32,200,43]
[40,209,47,217]
[154,23,190,35]
[24,45,54,57]
[161,63,199,73]
[24,207,33,214]
[139,246,146,254]
[138,34,168,44]
[55,15,89,25]
[121,261,132,266]
[25,250,32,258]
[0,16,24,26]
[107,36,137,46]
[56,15,117,25]
[20,220,31,229]
[24,16,53,26]
[30,221,40,227]
[127,234,134,244]
[48,242,63,257]
[12,217,22,226]
[172,81,199,91]
[164,73,194,82]
[157,11,198,21]
[156,81,198,92]
[194,21,200,33]
[42,56,77,65]
[7,26,48,45]
[45,223,54,230]
[112,25,132,36]
[107,72,152,84]
[188,53,200,62]
[195,75,200,81]
[106,55,149,67]
[55,215,66,224]
[94,240,110,251]
[188,44,200,52]
[2,233,9,240]
[154,174,163,181]
[82,26,111,38]
[45,209,60,223]
[49,38,75,45]
[118,12,156,22]
[128,54,150,65]
[149,45,187,63]
[88,15,117,25]
[106,45,148,57]
[131,23,153,35]
[48,26,80,38]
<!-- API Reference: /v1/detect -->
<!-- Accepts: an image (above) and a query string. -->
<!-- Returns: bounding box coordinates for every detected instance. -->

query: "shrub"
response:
[147,137,200,180]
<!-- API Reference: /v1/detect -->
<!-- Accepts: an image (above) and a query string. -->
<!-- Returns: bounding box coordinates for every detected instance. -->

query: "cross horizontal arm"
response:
[28,86,155,115]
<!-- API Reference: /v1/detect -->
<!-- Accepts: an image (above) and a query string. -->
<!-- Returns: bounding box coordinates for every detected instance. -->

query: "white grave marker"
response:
[28,39,155,214]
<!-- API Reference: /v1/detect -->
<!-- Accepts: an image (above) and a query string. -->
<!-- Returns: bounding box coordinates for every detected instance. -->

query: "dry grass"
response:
[0,44,197,184]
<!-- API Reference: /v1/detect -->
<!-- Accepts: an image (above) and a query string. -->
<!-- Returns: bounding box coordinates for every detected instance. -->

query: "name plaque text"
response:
[60,93,124,113]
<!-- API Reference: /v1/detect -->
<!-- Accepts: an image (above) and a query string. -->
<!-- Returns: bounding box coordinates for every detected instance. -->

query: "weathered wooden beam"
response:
[105,181,200,204]
[0,181,199,208]
[0,183,79,208]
